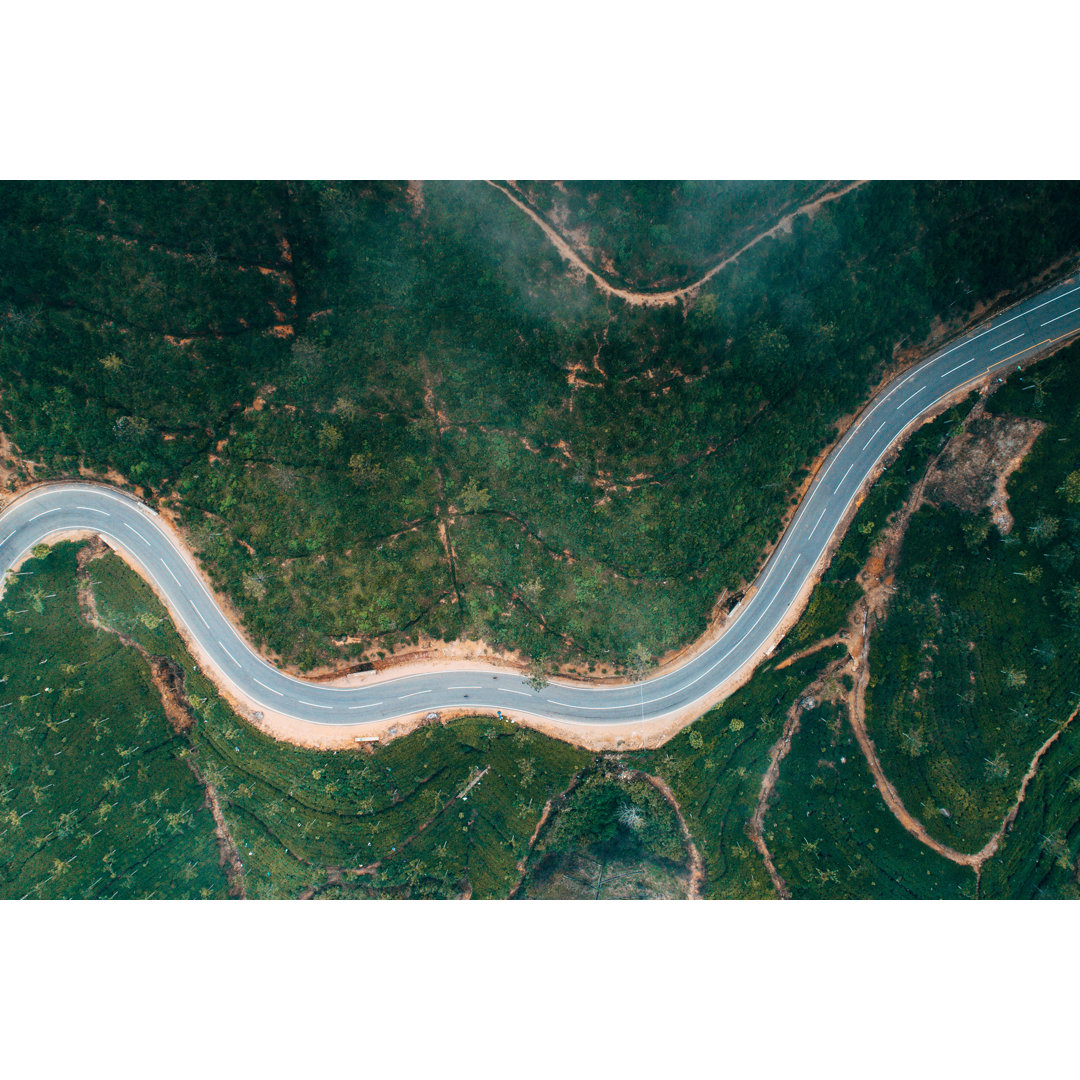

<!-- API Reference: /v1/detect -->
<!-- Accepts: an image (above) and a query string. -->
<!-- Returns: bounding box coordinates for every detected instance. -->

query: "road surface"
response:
[3,273,1080,731]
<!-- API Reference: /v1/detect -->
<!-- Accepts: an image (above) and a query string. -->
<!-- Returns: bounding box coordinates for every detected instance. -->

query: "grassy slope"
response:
[0,545,226,898]
[4,182,1080,678]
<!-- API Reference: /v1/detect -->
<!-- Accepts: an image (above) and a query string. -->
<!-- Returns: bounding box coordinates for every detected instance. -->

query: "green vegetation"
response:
[3,181,1080,680]
[0,545,226,899]
[6,182,1080,900]
[521,768,690,899]
[634,646,847,898]
[864,343,1080,856]
[766,701,973,898]
[55,544,592,898]
[501,180,825,289]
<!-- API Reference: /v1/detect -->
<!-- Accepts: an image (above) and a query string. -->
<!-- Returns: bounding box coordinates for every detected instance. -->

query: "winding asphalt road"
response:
[3,273,1080,730]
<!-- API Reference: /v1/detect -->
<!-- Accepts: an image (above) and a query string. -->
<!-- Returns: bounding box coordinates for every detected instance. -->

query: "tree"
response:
[627,643,652,682]
[348,450,383,487]
[114,415,149,443]
[317,422,342,454]
[1059,469,1080,504]
[1001,667,1027,689]
[526,658,549,691]
[1027,514,1059,546]
[458,478,490,513]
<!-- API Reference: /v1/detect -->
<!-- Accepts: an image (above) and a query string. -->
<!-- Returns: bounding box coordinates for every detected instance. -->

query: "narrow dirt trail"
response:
[748,699,801,900]
[846,602,1080,880]
[834,418,1080,884]
[75,539,246,897]
[622,768,705,899]
[486,180,869,307]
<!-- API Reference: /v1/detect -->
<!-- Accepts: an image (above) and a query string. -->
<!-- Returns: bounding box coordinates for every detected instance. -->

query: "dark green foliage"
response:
[504,180,824,289]
[634,646,847,898]
[521,770,690,899]
[0,545,226,899]
[865,342,1080,856]
[767,703,973,898]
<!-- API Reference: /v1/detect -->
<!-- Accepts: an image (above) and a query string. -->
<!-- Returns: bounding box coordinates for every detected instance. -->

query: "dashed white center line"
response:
[195,608,210,629]
[449,685,482,690]
[400,690,431,700]
[348,702,383,710]
[990,333,1025,351]
[1,532,13,545]
[299,700,333,709]
[1041,304,1080,327]
[159,558,182,586]
[218,641,239,665]
[808,506,828,538]
[253,678,284,696]
[122,522,149,543]
[864,419,889,448]
[834,461,855,493]
[29,508,61,522]
[75,506,111,515]
[897,387,924,410]
[503,689,533,697]
[939,357,976,378]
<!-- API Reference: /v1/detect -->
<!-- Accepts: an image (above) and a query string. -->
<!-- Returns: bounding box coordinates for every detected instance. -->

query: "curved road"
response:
[3,274,1080,730]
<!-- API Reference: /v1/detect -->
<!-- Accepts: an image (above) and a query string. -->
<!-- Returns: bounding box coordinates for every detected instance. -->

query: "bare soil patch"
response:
[924,402,1045,533]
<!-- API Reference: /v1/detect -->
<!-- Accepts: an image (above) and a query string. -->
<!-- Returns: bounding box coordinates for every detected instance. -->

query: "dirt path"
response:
[507,769,586,899]
[487,180,869,307]
[749,702,803,900]
[619,768,705,899]
[846,600,1080,883]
